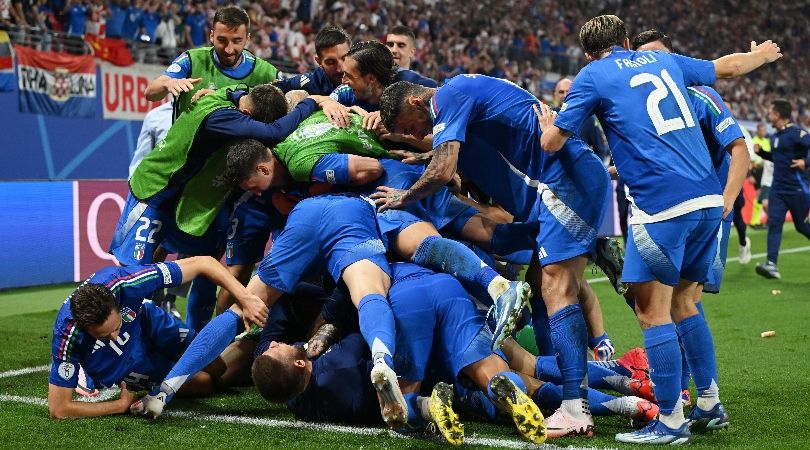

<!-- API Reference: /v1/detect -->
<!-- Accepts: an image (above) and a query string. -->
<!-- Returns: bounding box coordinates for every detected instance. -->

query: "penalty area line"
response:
[0,394,618,450]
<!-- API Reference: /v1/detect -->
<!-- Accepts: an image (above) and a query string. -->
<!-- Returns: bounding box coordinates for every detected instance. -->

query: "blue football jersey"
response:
[49,262,182,388]
[431,74,590,221]
[687,85,744,189]
[555,48,721,218]
[770,124,810,194]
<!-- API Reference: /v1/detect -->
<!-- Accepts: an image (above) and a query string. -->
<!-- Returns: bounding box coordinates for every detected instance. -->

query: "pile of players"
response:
[47,7,786,446]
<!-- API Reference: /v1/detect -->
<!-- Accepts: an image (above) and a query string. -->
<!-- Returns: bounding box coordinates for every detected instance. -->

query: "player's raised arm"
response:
[713,40,782,78]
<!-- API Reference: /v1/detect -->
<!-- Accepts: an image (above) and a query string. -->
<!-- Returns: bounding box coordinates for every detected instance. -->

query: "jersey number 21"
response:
[630,69,695,136]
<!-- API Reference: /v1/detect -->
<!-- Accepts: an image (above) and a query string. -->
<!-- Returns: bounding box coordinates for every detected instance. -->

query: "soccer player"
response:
[144,6,279,120]
[385,25,417,70]
[133,195,408,429]
[750,123,773,229]
[274,25,351,95]
[377,75,611,438]
[254,262,548,446]
[47,256,265,419]
[110,84,344,332]
[632,28,751,409]
[537,15,781,444]
[755,99,810,279]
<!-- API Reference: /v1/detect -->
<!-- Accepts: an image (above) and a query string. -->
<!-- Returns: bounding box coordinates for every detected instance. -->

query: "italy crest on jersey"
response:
[134,243,145,261]
[121,307,137,323]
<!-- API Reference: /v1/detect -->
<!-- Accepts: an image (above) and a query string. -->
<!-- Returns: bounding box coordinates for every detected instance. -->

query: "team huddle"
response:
[47,8,787,446]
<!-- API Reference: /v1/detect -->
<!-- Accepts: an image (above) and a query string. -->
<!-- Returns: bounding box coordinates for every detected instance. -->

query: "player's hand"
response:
[347,105,369,117]
[319,99,351,128]
[790,158,806,171]
[166,77,202,96]
[751,40,782,63]
[389,149,433,165]
[722,193,735,219]
[379,132,410,143]
[191,88,214,102]
[532,102,557,133]
[118,382,136,412]
[238,293,269,330]
[371,186,410,212]
[362,110,384,131]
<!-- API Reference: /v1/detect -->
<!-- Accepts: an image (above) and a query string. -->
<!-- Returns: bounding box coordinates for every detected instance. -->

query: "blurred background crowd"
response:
[2,0,807,124]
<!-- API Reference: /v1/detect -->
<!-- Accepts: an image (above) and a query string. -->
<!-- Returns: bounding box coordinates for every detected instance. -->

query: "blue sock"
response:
[535,356,562,383]
[549,304,588,400]
[487,371,527,399]
[412,236,499,295]
[490,222,537,255]
[643,323,681,415]
[455,383,499,421]
[530,297,554,356]
[586,387,619,416]
[155,309,244,403]
[531,382,562,411]
[185,275,217,333]
[679,335,691,390]
[357,294,396,367]
[404,393,425,429]
[588,332,609,350]
[676,314,719,399]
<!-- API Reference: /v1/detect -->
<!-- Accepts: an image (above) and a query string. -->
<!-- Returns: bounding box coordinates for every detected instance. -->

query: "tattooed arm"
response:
[371,140,460,212]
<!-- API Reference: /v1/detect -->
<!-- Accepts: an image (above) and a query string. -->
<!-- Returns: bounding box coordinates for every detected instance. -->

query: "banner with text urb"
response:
[101,61,168,121]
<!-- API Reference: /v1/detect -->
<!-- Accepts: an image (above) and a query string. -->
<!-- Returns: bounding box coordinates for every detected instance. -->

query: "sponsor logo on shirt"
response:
[300,75,310,86]
[716,117,735,133]
[166,63,182,73]
[326,169,336,184]
[58,362,75,381]
[560,102,568,113]
[433,122,446,134]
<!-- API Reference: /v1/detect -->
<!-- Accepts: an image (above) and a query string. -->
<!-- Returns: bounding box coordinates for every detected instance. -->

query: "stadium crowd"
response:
[3,0,807,124]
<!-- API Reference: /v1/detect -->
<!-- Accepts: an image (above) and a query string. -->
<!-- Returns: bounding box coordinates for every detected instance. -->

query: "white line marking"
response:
[0,365,50,378]
[0,394,618,450]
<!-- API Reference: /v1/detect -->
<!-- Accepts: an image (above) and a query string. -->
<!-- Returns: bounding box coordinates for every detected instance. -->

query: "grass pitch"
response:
[1,228,809,449]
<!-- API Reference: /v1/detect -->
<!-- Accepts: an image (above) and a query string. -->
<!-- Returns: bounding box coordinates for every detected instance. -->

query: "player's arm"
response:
[713,40,782,79]
[723,139,751,218]
[144,74,202,101]
[48,382,135,419]
[790,129,810,172]
[536,102,571,152]
[371,140,460,212]
[381,132,434,152]
[174,256,268,329]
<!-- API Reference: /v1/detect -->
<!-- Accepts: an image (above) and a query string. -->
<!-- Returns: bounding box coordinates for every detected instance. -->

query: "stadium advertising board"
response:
[101,62,167,120]
[75,181,129,280]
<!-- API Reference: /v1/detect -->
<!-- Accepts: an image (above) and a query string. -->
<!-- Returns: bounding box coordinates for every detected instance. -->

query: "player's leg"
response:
[108,192,167,266]
[579,280,614,361]
[757,190,787,278]
[786,192,810,238]
[733,192,751,264]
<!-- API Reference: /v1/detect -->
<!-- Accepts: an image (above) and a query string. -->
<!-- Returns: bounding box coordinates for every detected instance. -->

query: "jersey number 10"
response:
[630,69,695,136]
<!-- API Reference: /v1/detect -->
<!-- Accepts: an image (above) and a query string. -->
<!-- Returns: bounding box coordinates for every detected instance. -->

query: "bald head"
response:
[554,78,572,106]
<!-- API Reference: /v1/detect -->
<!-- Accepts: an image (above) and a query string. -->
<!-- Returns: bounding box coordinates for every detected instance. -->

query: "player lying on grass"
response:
[48,257,265,419]
[132,195,408,428]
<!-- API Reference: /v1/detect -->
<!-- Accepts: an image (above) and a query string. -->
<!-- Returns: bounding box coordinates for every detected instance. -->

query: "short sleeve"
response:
[554,68,601,135]
[431,85,475,148]
[163,52,191,79]
[669,53,716,88]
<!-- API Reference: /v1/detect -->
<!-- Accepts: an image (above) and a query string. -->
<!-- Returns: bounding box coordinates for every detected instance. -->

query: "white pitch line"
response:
[0,365,50,378]
[0,394,617,450]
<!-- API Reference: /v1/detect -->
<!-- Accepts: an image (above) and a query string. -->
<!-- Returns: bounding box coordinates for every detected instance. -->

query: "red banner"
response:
[101,61,168,120]
[86,34,134,67]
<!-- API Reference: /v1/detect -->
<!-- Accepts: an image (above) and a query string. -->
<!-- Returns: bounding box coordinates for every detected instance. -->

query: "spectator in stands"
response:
[64,0,87,36]
[154,2,178,49]
[138,0,159,42]
[183,0,207,48]
[105,0,126,38]
[384,24,415,70]
[10,0,33,27]
[121,0,142,40]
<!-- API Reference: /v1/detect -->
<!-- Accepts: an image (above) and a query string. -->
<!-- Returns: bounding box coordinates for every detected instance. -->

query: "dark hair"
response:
[252,348,308,403]
[315,25,351,58]
[631,29,673,51]
[379,81,430,131]
[346,41,398,87]
[212,5,250,34]
[771,99,792,120]
[388,25,415,43]
[224,139,272,188]
[579,15,628,57]
[69,283,117,329]
[247,84,288,123]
